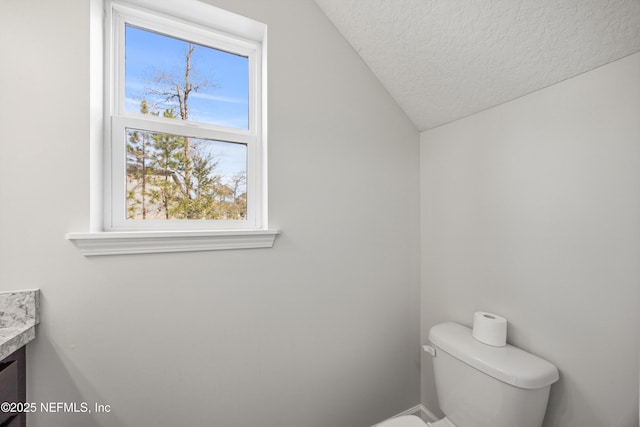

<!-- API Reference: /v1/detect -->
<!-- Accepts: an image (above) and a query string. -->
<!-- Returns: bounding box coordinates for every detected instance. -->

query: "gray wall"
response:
[0,1,421,426]
[420,53,640,427]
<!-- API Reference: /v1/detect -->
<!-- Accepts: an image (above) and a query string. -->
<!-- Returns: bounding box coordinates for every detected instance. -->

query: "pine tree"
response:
[126,100,153,218]
[149,109,182,219]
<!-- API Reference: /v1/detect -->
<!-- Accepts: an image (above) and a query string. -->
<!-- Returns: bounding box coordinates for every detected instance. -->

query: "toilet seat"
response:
[375,415,426,427]
[427,418,456,427]
[375,415,457,427]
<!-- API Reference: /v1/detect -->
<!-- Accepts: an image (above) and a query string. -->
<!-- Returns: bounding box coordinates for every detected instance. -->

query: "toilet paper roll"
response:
[472,311,507,347]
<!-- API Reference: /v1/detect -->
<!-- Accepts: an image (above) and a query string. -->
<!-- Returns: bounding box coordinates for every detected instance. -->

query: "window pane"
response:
[124,25,249,130]
[126,128,247,220]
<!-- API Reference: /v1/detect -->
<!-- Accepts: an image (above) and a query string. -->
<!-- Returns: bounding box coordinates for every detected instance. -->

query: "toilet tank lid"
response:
[429,322,559,389]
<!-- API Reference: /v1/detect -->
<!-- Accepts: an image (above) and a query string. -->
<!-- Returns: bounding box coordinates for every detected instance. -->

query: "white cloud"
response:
[191,92,247,105]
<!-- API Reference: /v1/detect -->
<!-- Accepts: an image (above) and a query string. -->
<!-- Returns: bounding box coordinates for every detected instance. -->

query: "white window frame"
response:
[66,0,278,255]
[109,4,262,231]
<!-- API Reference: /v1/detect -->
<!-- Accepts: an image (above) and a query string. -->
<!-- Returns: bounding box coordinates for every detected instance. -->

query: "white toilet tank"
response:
[429,322,559,427]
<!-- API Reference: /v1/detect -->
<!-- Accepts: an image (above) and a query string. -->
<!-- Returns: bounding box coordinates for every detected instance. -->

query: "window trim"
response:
[67,0,277,255]
[66,229,279,256]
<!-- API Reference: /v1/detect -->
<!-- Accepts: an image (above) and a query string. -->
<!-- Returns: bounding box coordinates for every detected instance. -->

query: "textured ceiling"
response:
[314,0,640,131]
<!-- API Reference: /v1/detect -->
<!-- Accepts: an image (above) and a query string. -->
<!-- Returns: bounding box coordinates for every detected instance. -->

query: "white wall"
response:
[0,1,421,426]
[420,53,640,426]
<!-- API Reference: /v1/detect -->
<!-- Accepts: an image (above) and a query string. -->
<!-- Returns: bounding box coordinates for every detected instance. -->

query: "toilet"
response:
[378,322,559,427]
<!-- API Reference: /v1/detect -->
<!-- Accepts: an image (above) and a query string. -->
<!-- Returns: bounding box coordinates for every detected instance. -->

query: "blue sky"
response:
[125,25,249,128]
[124,24,248,183]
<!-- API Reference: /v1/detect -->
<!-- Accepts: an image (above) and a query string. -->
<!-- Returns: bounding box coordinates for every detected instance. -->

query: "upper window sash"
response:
[111,4,261,134]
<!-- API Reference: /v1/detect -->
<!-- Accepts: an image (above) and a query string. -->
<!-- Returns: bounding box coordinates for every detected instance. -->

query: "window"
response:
[111,3,261,231]
[66,0,277,255]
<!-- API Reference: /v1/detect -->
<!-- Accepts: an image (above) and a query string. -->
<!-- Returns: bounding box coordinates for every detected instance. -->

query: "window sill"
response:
[65,229,279,256]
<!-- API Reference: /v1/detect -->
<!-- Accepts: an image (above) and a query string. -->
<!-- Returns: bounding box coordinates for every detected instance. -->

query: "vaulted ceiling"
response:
[314,0,640,131]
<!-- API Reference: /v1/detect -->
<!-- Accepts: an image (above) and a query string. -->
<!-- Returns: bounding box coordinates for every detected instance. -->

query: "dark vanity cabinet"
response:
[0,346,26,427]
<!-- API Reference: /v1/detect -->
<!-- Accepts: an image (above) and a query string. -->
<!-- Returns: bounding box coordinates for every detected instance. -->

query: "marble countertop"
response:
[0,289,39,360]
